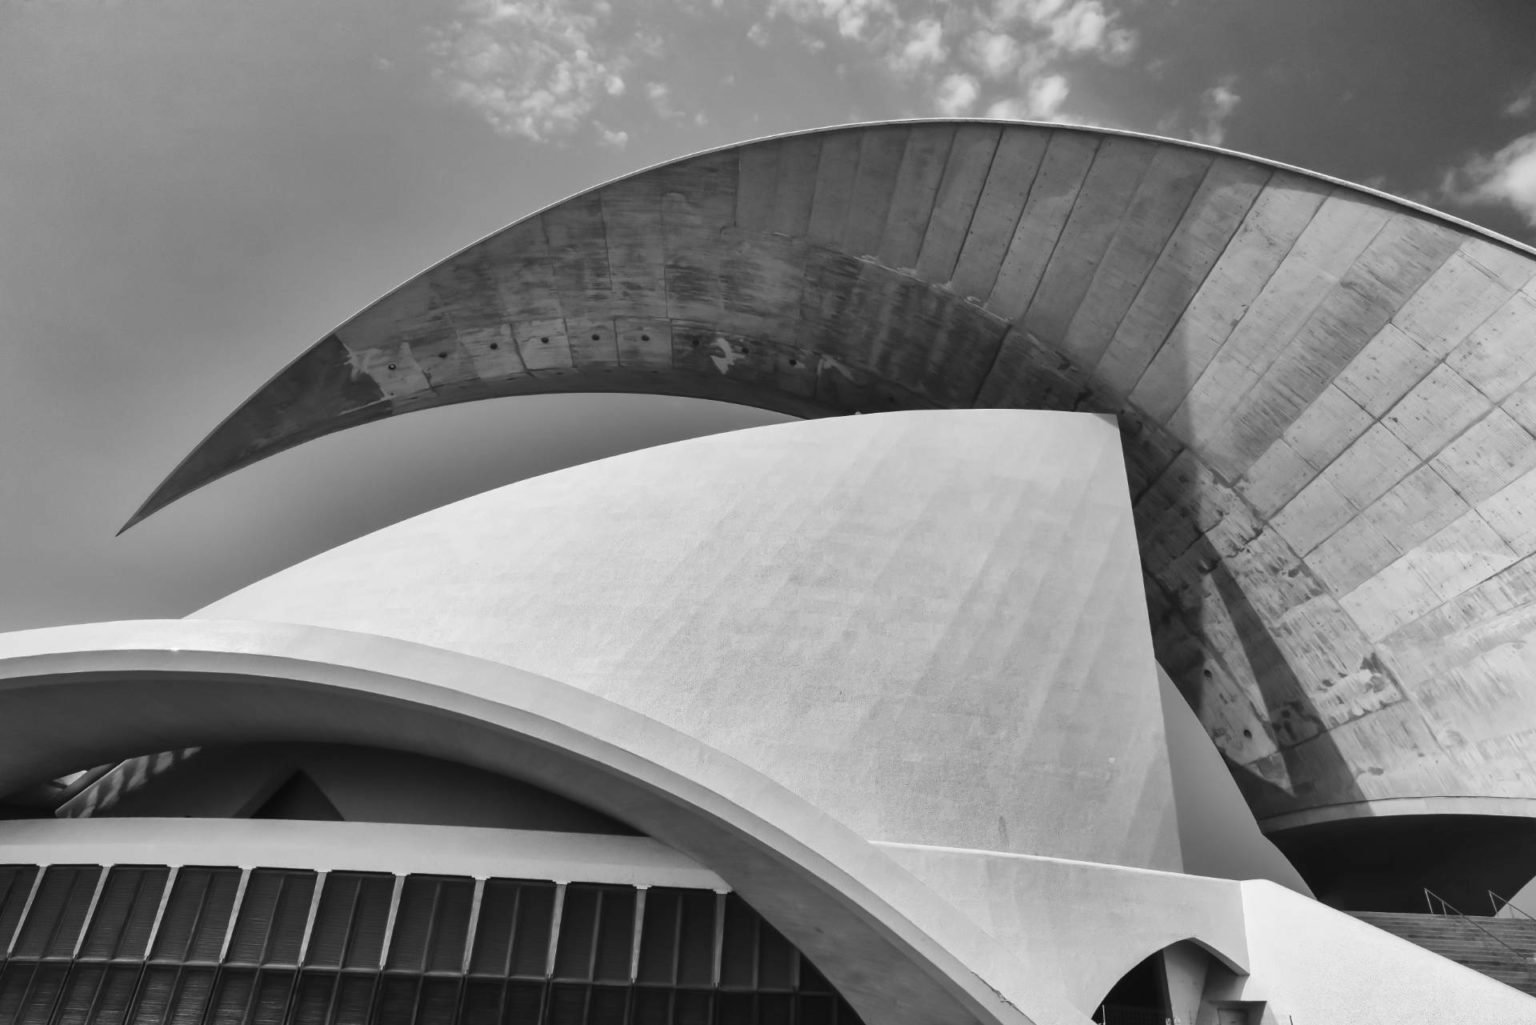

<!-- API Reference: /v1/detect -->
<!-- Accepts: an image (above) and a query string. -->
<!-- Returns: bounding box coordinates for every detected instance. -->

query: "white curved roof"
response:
[200,409,1178,873]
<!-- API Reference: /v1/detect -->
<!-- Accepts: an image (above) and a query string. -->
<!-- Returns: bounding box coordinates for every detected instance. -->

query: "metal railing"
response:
[1488,890,1536,922]
[1423,888,1533,963]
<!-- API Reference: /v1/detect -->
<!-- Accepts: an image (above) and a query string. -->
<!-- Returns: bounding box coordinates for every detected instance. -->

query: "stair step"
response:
[1350,912,1536,998]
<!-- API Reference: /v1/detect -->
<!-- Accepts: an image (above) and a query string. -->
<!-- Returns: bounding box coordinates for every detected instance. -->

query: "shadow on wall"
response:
[1156,670,1311,893]
[54,743,642,835]
[985,165,1366,839]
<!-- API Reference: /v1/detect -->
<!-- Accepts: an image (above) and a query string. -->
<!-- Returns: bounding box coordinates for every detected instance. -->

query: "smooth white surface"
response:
[876,841,1248,1015]
[0,818,723,887]
[1157,668,1310,893]
[1233,881,1536,1024]
[201,410,1179,873]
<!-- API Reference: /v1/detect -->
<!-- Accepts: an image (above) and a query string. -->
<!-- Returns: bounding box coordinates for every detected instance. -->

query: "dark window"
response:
[0,865,40,953]
[12,866,101,960]
[79,866,170,961]
[151,868,242,963]
[0,862,865,1024]
[226,869,318,967]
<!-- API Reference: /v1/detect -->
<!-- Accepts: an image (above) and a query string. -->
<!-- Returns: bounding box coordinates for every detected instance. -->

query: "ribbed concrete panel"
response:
[129,120,1536,847]
[199,410,1180,874]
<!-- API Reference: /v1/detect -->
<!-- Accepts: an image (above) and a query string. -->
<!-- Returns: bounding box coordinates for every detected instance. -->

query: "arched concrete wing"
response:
[128,120,1536,839]
[0,618,1088,1025]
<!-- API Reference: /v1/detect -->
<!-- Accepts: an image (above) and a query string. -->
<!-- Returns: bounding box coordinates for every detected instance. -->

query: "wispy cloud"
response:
[986,73,1070,121]
[1441,132,1536,228]
[429,0,631,143]
[768,0,901,42]
[935,73,981,116]
[428,0,1143,144]
[1507,75,1536,119]
[1151,76,1240,146]
[1191,79,1240,146]
[965,29,1022,80]
[646,81,679,120]
[988,0,1137,64]
[887,17,948,73]
[765,0,1138,120]
[596,124,630,149]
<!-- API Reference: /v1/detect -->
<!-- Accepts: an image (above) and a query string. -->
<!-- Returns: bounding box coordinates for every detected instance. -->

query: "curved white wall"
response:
[201,410,1179,874]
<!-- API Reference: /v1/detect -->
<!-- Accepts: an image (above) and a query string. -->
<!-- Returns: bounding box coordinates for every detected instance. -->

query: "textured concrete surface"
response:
[128,120,1536,848]
[199,410,1180,873]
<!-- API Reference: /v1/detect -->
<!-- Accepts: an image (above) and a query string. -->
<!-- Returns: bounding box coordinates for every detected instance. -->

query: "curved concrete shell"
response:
[128,121,1536,862]
[199,410,1179,874]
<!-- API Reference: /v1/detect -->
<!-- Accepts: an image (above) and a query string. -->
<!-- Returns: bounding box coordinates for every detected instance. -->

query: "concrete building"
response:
[4,121,1536,1024]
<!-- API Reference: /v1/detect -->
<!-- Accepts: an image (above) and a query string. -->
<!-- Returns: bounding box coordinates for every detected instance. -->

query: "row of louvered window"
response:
[0,864,861,1025]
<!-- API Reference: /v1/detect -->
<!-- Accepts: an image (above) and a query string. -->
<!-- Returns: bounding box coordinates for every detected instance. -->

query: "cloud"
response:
[935,73,981,116]
[597,125,630,148]
[991,0,1066,22]
[746,0,1141,128]
[888,17,947,72]
[646,81,679,119]
[966,30,1021,80]
[1102,26,1136,64]
[1046,0,1107,52]
[1441,132,1536,228]
[987,0,1136,65]
[767,0,900,41]
[986,73,1070,121]
[429,0,632,143]
[428,0,1143,145]
[1507,76,1536,118]
[1027,73,1071,119]
[1191,79,1240,146]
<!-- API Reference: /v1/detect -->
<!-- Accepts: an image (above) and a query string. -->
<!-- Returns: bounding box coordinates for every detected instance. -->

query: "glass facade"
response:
[0,864,864,1025]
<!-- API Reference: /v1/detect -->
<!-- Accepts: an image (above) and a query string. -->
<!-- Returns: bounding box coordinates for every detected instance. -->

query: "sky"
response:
[2,0,1536,908]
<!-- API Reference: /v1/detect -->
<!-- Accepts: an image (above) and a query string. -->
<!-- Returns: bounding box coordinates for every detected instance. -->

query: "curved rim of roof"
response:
[0,616,1071,1025]
[1259,796,1536,834]
[123,116,1536,532]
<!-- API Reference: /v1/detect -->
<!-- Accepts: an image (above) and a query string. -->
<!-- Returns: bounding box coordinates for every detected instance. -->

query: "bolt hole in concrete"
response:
[541,337,550,344]
[642,334,650,342]
[489,343,498,350]
[387,363,396,370]
[788,359,798,366]
[591,334,600,341]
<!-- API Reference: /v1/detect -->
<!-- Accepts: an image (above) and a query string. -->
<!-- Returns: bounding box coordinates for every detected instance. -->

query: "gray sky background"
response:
[3,0,1536,903]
